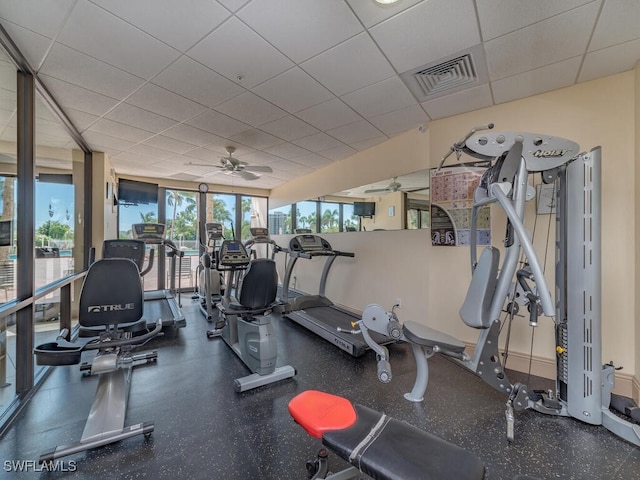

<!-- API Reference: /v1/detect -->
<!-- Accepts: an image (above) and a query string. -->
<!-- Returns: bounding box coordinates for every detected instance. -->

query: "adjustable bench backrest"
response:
[79,258,144,327]
[459,247,500,329]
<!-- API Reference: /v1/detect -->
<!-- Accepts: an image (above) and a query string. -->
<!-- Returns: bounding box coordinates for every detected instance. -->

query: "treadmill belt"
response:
[308,307,390,344]
[142,299,174,323]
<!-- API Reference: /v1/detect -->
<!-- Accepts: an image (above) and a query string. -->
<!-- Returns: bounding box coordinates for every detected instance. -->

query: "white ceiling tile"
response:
[350,136,388,151]
[39,75,120,117]
[88,118,155,143]
[1,22,53,71]
[161,124,226,148]
[422,84,493,120]
[292,132,345,152]
[184,148,221,163]
[589,0,640,51]
[64,108,100,132]
[126,83,208,122]
[259,116,319,141]
[265,143,310,160]
[252,67,334,114]
[83,130,136,152]
[346,0,424,28]
[368,104,429,136]
[370,0,480,73]
[90,0,230,52]
[187,17,293,89]
[341,77,417,118]
[319,144,357,162]
[485,2,599,80]
[143,134,198,154]
[214,92,288,127]
[492,57,583,104]
[296,98,361,131]
[293,153,333,168]
[579,38,640,83]
[228,128,285,150]
[124,142,176,161]
[302,33,395,97]
[105,103,178,133]
[39,43,145,99]
[186,109,251,137]
[152,56,244,108]
[238,0,363,63]
[0,0,75,38]
[217,0,251,13]
[476,0,594,41]
[325,120,384,145]
[57,0,181,79]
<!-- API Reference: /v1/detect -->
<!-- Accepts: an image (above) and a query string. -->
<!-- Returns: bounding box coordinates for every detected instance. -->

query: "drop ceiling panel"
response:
[152,56,244,109]
[143,134,198,154]
[252,67,334,114]
[341,77,417,119]
[476,0,594,41]
[294,152,333,168]
[319,144,358,161]
[40,75,120,117]
[292,132,345,152]
[83,131,136,152]
[126,83,208,122]
[259,115,319,142]
[265,143,310,160]
[485,2,599,80]
[1,22,53,71]
[64,108,100,132]
[186,109,251,138]
[301,33,396,97]
[217,0,251,13]
[589,0,640,51]
[124,142,177,161]
[368,104,429,136]
[88,118,155,143]
[57,0,181,80]
[492,57,582,104]
[422,83,493,120]
[228,128,284,150]
[105,103,179,133]
[296,98,361,131]
[370,0,481,74]
[579,38,640,83]
[214,91,288,127]
[326,120,384,145]
[346,0,424,29]
[0,0,75,38]
[238,0,363,63]
[40,43,145,99]
[161,124,225,148]
[187,17,294,89]
[90,0,230,53]
[350,136,388,151]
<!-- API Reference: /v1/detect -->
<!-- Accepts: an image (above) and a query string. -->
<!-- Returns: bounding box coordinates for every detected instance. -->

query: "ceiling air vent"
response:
[400,45,489,102]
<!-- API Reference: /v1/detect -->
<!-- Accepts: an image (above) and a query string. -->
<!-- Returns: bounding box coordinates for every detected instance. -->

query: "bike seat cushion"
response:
[288,390,356,438]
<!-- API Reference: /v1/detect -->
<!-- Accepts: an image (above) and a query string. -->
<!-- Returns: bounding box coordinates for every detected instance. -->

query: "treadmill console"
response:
[218,240,250,268]
[289,234,332,253]
[132,223,166,244]
[249,227,271,244]
[205,222,224,240]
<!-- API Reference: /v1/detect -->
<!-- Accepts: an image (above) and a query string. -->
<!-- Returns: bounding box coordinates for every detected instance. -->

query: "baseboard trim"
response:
[463,342,637,399]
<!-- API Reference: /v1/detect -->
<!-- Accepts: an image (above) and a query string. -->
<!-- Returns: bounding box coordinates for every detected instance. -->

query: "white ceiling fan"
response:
[364,177,428,194]
[185,146,273,181]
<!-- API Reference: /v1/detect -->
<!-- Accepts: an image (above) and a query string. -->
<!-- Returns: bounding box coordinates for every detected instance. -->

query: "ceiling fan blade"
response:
[243,165,273,173]
[364,187,391,194]
[185,161,224,168]
[237,170,260,181]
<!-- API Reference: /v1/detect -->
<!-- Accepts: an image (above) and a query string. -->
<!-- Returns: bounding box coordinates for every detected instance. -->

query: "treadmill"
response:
[281,234,390,357]
[103,223,186,332]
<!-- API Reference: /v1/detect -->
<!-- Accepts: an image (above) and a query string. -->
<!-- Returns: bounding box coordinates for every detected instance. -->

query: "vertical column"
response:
[15,71,35,393]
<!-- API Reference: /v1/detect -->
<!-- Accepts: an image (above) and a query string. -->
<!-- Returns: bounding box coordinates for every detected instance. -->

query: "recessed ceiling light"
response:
[374,0,401,5]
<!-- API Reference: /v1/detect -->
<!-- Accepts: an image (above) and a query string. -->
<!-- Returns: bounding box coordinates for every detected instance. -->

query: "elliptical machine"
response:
[197,222,225,322]
[206,238,295,392]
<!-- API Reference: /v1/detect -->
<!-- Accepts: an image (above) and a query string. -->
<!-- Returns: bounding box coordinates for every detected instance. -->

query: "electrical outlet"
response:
[395,297,402,308]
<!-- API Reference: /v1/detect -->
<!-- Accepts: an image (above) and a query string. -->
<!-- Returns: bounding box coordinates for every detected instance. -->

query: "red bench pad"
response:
[288,390,357,439]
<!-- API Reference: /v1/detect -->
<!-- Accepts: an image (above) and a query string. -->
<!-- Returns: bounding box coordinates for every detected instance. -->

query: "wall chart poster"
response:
[430,165,491,246]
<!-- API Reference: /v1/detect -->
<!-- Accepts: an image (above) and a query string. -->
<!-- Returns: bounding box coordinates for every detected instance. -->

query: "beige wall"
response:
[91,152,118,254]
[271,71,638,392]
[361,191,404,231]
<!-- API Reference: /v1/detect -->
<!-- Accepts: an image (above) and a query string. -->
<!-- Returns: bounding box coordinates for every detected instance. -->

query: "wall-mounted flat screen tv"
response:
[118,179,159,205]
[353,201,375,217]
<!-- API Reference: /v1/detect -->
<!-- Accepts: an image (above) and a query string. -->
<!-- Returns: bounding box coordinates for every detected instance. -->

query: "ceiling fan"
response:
[364,177,428,194]
[185,146,273,181]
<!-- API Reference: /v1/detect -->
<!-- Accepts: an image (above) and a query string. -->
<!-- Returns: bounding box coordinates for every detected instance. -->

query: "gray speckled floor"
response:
[2,301,640,479]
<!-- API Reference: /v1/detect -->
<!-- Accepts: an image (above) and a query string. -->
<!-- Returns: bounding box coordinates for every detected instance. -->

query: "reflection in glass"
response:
[320,202,340,233]
[296,201,317,233]
[205,193,236,239]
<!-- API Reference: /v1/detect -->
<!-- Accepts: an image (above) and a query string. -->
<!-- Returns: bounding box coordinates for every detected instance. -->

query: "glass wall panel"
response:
[240,195,267,241]
[342,204,358,232]
[295,201,317,233]
[205,193,236,239]
[165,189,198,292]
[268,205,292,235]
[320,202,340,233]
